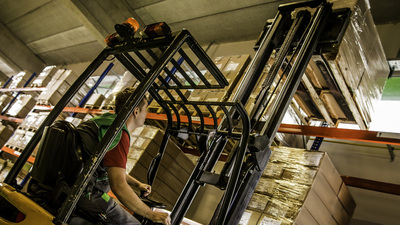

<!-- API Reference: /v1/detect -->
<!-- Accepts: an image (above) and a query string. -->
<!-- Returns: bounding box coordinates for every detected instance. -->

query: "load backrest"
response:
[29,120,84,194]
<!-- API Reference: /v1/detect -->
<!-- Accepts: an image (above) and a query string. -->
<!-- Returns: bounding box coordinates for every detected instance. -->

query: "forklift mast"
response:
[1,0,351,224]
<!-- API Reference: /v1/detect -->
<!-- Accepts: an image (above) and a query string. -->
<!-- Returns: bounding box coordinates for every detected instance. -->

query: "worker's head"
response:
[115,87,148,127]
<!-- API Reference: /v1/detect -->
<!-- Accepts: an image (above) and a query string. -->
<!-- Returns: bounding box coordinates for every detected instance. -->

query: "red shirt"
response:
[103,131,130,169]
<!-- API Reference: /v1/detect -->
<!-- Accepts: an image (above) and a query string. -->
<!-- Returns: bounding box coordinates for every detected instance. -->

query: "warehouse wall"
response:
[309,139,400,225]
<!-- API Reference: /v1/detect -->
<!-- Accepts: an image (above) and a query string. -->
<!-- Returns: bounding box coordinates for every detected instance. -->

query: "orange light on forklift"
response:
[105,17,140,47]
[140,22,171,39]
[123,17,139,33]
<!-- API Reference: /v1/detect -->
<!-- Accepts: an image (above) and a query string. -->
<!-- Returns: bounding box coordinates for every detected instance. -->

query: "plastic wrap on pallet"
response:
[248,193,270,211]
[333,0,389,126]
[245,147,327,224]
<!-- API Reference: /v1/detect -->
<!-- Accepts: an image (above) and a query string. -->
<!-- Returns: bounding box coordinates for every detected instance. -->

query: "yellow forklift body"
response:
[0,183,55,225]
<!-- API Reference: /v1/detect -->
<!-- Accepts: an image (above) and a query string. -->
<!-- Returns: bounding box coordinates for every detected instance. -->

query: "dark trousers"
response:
[73,191,141,225]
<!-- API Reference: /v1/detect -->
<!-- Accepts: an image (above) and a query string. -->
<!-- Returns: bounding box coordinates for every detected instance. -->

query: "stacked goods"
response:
[148,89,191,114]
[84,94,105,109]
[240,147,355,225]
[5,112,63,155]
[6,94,36,118]
[0,160,31,184]
[64,116,83,127]
[18,112,49,131]
[9,71,32,88]
[37,69,90,106]
[31,66,58,87]
[129,126,195,209]
[0,94,12,112]
[179,54,251,117]
[0,124,14,147]
[4,128,38,155]
[301,0,389,128]
[4,129,26,151]
[0,160,12,182]
[100,71,137,110]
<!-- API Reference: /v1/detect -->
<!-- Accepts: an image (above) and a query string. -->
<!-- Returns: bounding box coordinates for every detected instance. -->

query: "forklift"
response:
[0,0,351,224]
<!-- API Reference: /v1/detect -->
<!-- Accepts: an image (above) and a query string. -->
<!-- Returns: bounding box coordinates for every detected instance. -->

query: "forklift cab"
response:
[0,18,248,224]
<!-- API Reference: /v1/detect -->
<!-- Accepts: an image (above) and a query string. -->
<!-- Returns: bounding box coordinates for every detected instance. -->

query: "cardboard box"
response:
[294,207,318,225]
[338,182,356,216]
[129,126,195,209]
[247,193,269,211]
[9,71,31,88]
[247,148,355,224]
[85,94,105,108]
[239,210,262,225]
[0,125,14,147]
[318,155,342,195]
[59,69,78,85]
[303,189,332,225]
[0,94,12,110]
[319,90,347,120]
[7,95,36,118]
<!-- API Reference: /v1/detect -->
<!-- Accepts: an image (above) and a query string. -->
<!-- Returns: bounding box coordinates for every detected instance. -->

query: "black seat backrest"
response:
[28,120,84,209]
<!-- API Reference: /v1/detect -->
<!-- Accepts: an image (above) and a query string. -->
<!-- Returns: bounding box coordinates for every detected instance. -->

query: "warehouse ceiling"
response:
[0,0,400,76]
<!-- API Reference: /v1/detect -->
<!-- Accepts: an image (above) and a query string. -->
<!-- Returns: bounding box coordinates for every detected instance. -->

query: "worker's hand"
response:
[138,183,151,197]
[152,212,171,225]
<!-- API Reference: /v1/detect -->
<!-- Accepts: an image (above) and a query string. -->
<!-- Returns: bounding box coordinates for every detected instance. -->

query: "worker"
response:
[74,87,171,225]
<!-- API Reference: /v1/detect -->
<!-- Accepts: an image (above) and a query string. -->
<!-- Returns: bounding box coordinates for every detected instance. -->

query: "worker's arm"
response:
[125,173,151,197]
[107,166,170,225]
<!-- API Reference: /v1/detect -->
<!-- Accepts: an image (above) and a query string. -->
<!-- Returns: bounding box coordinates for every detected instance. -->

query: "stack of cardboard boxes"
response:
[0,124,14,148]
[240,147,355,225]
[84,93,105,109]
[0,94,12,113]
[129,125,195,209]
[147,54,251,118]
[31,66,58,87]
[37,69,90,106]
[6,94,36,118]
[8,71,32,89]
[298,0,389,127]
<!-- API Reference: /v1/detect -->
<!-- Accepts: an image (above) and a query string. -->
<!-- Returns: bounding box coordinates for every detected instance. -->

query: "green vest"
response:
[90,112,130,151]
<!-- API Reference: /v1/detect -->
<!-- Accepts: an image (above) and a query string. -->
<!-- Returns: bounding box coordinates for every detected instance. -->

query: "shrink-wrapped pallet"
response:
[241,147,356,225]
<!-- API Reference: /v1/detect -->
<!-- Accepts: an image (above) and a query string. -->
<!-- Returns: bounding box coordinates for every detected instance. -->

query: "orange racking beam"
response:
[0,115,24,123]
[1,146,35,164]
[342,175,400,196]
[146,112,222,125]
[278,124,400,146]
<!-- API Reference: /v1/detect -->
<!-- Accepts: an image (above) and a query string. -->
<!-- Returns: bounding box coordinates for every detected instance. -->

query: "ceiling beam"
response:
[61,0,145,47]
[61,0,108,47]
[0,22,45,75]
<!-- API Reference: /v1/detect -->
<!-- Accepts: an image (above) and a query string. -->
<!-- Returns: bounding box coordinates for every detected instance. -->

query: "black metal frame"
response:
[4,29,251,224]
[212,1,333,224]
